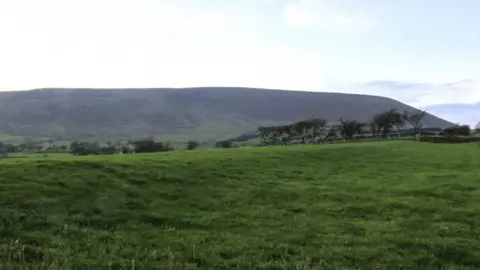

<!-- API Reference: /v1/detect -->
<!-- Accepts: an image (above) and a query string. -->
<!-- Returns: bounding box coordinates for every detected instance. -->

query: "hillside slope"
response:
[1,142,480,268]
[0,87,453,141]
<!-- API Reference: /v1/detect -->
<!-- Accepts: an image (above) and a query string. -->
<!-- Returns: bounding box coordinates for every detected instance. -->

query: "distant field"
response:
[1,141,480,269]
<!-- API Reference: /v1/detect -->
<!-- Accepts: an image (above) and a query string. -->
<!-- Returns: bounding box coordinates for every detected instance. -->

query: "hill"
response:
[0,87,453,142]
[1,141,480,268]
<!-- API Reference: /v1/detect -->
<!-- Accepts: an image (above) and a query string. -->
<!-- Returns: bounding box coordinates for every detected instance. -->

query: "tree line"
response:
[0,109,476,158]
[69,138,176,155]
[69,138,234,155]
[256,109,438,146]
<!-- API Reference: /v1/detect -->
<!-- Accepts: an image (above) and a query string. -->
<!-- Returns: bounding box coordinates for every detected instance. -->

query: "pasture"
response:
[0,141,479,269]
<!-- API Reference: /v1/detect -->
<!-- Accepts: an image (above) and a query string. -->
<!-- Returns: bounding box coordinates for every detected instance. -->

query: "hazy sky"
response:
[0,0,478,118]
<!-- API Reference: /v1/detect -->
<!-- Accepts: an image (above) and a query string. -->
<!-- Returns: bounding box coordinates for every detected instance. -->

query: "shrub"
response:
[442,125,471,136]
[186,140,200,150]
[215,140,233,148]
[419,136,480,144]
[132,139,174,153]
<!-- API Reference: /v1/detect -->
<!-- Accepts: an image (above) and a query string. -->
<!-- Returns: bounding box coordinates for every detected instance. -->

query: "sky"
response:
[0,0,478,124]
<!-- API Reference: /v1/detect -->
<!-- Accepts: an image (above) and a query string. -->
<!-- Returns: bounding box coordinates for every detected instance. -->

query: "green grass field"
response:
[1,141,480,269]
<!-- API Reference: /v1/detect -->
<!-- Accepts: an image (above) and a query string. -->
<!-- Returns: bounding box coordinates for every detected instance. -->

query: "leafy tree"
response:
[276,124,295,145]
[370,120,381,137]
[339,119,366,139]
[99,145,118,155]
[70,141,90,155]
[0,149,7,158]
[257,126,287,145]
[22,136,38,151]
[292,120,313,144]
[259,119,328,145]
[4,144,17,153]
[403,110,427,138]
[186,140,200,150]
[327,126,338,138]
[373,109,405,136]
[0,142,6,158]
[216,139,233,148]
[475,121,480,133]
[121,144,136,154]
[133,139,173,153]
[443,125,471,136]
[257,126,275,145]
[310,118,328,143]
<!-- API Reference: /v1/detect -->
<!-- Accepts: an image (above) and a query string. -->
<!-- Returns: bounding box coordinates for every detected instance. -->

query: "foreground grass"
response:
[1,141,480,269]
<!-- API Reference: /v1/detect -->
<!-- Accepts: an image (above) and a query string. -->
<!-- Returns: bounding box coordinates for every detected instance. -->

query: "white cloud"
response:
[282,0,377,33]
[0,0,476,112]
[0,0,330,91]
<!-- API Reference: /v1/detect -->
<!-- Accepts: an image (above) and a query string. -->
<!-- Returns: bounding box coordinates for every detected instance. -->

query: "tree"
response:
[257,126,278,145]
[257,125,292,145]
[274,124,295,145]
[443,125,471,136]
[373,109,405,136]
[4,144,17,153]
[131,139,173,153]
[216,139,233,148]
[22,136,38,151]
[292,120,313,144]
[0,142,7,158]
[476,122,480,133]
[403,110,427,138]
[0,149,7,158]
[70,141,90,155]
[121,144,136,154]
[310,118,328,143]
[370,120,380,137]
[186,140,200,150]
[339,119,366,139]
[327,126,338,138]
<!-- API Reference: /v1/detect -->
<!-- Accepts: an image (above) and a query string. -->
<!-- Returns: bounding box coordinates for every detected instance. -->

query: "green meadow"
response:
[1,141,479,269]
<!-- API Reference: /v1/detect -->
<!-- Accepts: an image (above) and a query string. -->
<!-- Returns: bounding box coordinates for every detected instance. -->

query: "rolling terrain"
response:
[1,141,479,269]
[0,87,453,141]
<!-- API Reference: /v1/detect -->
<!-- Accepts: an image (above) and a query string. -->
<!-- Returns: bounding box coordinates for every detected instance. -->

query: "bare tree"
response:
[403,109,427,139]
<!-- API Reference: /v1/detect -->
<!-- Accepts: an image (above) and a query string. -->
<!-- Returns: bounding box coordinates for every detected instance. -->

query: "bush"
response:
[186,140,200,150]
[215,140,233,148]
[132,139,174,153]
[419,136,480,144]
[442,125,471,136]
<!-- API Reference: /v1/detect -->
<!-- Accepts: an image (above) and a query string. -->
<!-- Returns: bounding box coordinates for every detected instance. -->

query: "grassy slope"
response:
[1,141,480,269]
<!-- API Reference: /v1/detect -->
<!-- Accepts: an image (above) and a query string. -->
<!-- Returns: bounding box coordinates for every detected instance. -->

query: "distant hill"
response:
[0,87,453,141]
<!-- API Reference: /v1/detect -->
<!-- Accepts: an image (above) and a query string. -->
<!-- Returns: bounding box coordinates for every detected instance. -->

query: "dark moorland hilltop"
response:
[0,87,453,141]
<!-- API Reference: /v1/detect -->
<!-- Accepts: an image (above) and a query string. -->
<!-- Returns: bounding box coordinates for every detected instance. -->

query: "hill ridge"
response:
[0,87,453,141]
